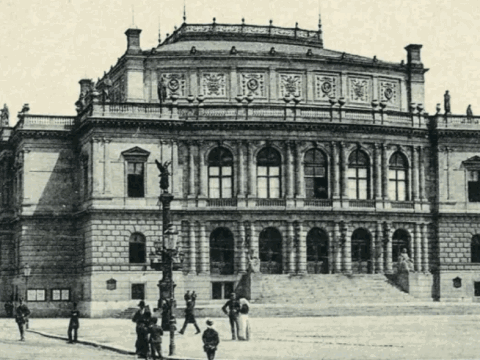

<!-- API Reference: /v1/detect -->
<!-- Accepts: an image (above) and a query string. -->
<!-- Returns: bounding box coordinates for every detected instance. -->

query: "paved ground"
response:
[0,320,132,360]
[3,315,479,360]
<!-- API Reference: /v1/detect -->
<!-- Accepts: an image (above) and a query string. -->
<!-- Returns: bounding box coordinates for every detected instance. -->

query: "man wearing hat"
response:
[202,320,219,360]
[15,298,31,341]
[132,300,148,356]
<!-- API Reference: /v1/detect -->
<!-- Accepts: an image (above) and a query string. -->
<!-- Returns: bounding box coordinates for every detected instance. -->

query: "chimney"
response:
[405,44,423,66]
[125,28,142,54]
[79,79,93,96]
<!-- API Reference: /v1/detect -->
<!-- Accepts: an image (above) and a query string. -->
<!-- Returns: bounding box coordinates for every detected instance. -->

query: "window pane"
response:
[222,166,232,176]
[128,174,144,197]
[397,170,405,180]
[258,178,267,198]
[135,163,143,175]
[389,181,397,200]
[210,179,220,198]
[398,181,406,201]
[270,167,280,176]
[305,166,314,176]
[347,168,356,178]
[209,167,219,176]
[52,290,61,301]
[357,168,367,178]
[222,186,232,198]
[389,170,396,181]
[358,180,368,199]
[314,167,325,177]
[305,178,314,198]
[128,162,135,174]
[348,179,357,199]
[270,178,280,198]
[258,166,267,176]
[210,187,220,199]
[61,290,70,301]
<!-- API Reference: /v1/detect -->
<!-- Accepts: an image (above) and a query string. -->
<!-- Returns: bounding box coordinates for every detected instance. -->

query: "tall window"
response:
[472,235,480,263]
[468,170,480,202]
[304,149,328,199]
[348,150,370,199]
[127,162,145,197]
[208,147,233,198]
[129,233,146,263]
[210,227,234,275]
[257,147,281,198]
[389,152,409,201]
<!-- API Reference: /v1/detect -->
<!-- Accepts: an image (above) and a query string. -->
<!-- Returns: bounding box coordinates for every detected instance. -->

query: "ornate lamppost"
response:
[151,159,184,356]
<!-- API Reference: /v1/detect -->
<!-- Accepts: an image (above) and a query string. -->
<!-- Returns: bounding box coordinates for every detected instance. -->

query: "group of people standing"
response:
[132,300,164,359]
[222,293,251,341]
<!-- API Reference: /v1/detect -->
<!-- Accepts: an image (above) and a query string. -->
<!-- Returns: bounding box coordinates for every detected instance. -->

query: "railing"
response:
[349,199,376,208]
[206,199,238,207]
[256,199,286,207]
[304,199,332,207]
[18,115,75,130]
[436,114,480,130]
[391,201,415,209]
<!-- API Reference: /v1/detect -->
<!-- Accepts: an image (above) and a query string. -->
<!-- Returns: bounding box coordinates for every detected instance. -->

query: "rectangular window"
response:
[475,282,480,297]
[52,288,70,301]
[131,284,145,300]
[211,282,235,300]
[27,289,46,302]
[468,170,480,202]
[127,162,145,198]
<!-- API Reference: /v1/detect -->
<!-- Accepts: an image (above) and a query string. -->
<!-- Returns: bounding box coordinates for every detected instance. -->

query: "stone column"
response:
[286,142,294,198]
[295,143,305,198]
[370,226,376,274]
[334,222,342,273]
[238,142,246,197]
[382,144,388,200]
[418,146,426,201]
[340,142,348,199]
[375,222,384,273]
[287,222,295,273]
[103,138,111,194]
[230,67,237,101]
[412,146,419,202]
[342,222,351,273]
[199,222,209,274]
[331,142,340,199]
[171,140,181,197]
[297,221,306,273]
[188,142,196,198]
[421,223,429,272]
[374,144,382,200]
[188,221,196,274]
[247,143,256,198]
[198,142,207,198]
[384,222,393,273]
[91,137,102,196]
[249,222,258,258]
[414,223,421,271]
[238,222,247,273]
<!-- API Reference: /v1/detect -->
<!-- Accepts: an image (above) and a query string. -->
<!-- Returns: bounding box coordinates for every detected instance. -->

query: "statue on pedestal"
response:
[397,248,413,273]
[444,90,451,114]
[467,104,473,118]
[155,160,171,193]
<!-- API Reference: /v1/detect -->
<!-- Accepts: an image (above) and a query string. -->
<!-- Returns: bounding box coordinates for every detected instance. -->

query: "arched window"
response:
[393,229,410,262]
[389,152,409,201]
[306,228,329,274]
[210,228,235,274]
[348,150,370,199]
[208,147,233,198]
[259,227,283,274]
[129,233,146,264]
[472,235,480,263]
[304,149,328,199]
[257,147,281,198]
[351,228,372,273]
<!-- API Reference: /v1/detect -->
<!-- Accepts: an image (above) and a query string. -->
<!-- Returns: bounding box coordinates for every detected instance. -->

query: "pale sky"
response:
[0,0,478,124]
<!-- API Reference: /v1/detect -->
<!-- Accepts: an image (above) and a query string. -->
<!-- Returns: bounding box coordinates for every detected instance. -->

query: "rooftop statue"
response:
[157,78,167,106]
[444,90,451,114]
[0,104,9,125]
[467,104,473,118]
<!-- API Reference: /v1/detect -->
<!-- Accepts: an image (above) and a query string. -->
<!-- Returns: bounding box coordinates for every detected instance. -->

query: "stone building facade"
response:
[0,20,478,317]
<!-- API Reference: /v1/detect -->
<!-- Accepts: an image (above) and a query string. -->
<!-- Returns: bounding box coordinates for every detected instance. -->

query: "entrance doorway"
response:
[351,228,372,274]
[210,227,235,275]
[307,228,329,274]
[259,227,283,274]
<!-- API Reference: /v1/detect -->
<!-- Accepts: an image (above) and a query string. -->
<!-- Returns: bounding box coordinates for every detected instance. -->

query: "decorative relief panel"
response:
[379,79,399,107]
[349,77,372,104]
[201,72,227,98]
[160,73,186,97]
[241,73,265,97]
[314,74,339,100]
[279,74,302,98]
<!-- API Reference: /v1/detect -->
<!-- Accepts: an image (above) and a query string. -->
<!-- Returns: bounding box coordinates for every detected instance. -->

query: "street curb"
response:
[27,329,204,360]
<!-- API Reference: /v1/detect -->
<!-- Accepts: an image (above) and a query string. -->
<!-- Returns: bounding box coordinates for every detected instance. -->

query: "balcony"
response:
[349,199,376,208]
[256,199,286,207]
[304,199,332,207]
[206,199,238,207]
[16,114,75,131]
[391,201,415,209]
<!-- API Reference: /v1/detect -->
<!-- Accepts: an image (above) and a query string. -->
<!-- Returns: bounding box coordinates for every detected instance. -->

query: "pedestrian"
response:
[179,291,201,335]
[202,320,220,360]
[149,317,164,360]
[221,292,240,340]
[237,297,251,341]
[132,300,148,356]
[4,299,14,318]
[67,302,80,343]
[15,298,31,341]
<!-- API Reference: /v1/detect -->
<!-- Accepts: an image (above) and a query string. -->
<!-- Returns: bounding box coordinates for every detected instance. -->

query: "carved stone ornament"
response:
[160,73,186,97]
[241,73,265,97]
[106,278,117,291]
[315,75,338,100]
[452,277,462,289]
[379,80,399,107]
[349,77,371,103]
[202,73,226,98]
[280,74,302,98]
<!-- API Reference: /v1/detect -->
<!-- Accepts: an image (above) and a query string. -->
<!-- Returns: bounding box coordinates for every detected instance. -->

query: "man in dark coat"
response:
[132,300,148,356]
[15,298,31,341]
[202,320,220,360]
[179,291,200,334]
[221,293,240,340]
[67,302,80,343]
[149,317,164,360]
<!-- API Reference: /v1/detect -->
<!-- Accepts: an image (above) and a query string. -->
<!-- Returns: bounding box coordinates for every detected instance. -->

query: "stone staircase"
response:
[254,274,419,305]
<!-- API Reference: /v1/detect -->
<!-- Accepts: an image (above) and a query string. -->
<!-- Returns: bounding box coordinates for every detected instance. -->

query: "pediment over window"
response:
[462,156,480,170]
[122,146,150,161]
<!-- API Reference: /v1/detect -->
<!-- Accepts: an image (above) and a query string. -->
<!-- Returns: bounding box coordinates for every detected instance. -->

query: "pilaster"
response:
[287,221,295,273]
[333,222,342,273]
[331,141,340,201]
[247,142,256,198]
[91,137,102,197]
[198,141,207,198]
[238,222,247,273]
[414,223,421,271]
[384,222,393,274]
[188,221,196,274]
[198,222,209,274]
[374,143,382,201]
[421,223,429,272]
[297,221,306,273]
[412,146,419,202]
[286,142,294,199]
[381,144,388,201]
[342,221,351,273]
[237,141,246,198]
[375,222,384,273]
[295,142,305,198]
[340,142,348,201]
[103,138,111,194]
[187,141,196,198]
[418,146,426,201]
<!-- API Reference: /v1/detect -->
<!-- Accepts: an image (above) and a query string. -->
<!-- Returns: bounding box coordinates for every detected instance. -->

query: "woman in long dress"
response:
[237,298,250,341]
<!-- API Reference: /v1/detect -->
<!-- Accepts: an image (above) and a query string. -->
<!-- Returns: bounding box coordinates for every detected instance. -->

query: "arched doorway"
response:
[351,228,372,274]
[392,229,410,272]
[210,228,234,275]
[307,228,329,274]
[259,227,283,274]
